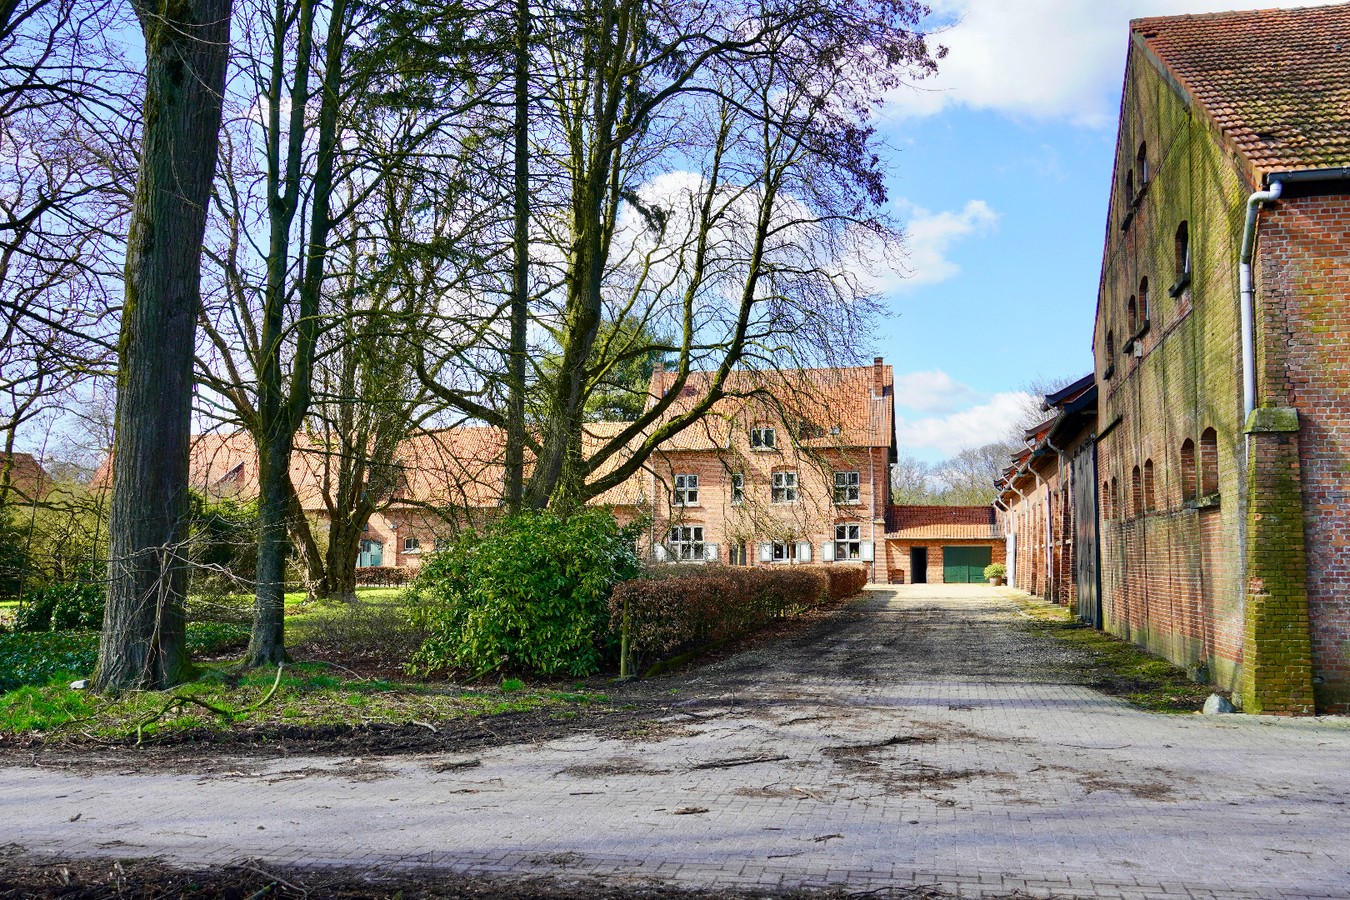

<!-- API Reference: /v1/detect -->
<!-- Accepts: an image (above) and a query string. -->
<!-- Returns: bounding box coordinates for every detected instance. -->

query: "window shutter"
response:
[706,543,718,563]
[797,541,811,562]
[655,544,669,562]
[822,542,835,562]
[758,543,772,562]
[860,541,874,562]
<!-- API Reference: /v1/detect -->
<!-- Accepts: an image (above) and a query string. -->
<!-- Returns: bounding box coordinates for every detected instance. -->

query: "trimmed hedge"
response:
[610,564,867,665]
[356,566,412,587]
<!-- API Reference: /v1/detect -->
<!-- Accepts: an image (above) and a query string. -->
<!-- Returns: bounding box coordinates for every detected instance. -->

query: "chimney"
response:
[872,356,884,398]
[652,358,666,397]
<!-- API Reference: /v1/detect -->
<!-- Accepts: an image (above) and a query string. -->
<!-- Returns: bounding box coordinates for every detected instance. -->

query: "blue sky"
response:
[874,0,1328,462]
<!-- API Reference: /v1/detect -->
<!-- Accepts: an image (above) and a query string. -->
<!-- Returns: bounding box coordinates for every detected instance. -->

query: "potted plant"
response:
[984,563,1006,586]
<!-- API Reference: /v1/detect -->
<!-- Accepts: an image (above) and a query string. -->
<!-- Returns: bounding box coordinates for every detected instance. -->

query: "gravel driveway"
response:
[4,585,1350,899]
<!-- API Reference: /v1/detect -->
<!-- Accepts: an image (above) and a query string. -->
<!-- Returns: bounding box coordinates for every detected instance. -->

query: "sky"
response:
[877,0,1330,462]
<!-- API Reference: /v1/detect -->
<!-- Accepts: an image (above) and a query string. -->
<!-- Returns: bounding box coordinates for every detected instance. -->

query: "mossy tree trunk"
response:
[96,0,231,692]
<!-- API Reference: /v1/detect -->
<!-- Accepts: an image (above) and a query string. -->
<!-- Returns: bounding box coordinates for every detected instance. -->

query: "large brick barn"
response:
[1003,5,1350,715]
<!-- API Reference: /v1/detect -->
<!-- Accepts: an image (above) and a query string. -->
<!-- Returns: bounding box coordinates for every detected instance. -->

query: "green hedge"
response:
[610,564,867,666]
[406,509,643,678]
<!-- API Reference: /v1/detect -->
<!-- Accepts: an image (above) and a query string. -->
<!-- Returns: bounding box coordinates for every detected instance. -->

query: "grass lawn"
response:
[1,587,610,742]
[1011,593,1217,713]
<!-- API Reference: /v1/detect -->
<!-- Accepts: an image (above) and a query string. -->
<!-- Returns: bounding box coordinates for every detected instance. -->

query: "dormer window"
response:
[673,473,699,506]
[750,426,776,449]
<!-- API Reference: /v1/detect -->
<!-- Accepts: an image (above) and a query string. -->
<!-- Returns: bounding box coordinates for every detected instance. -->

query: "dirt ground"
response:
[0,854,975,900]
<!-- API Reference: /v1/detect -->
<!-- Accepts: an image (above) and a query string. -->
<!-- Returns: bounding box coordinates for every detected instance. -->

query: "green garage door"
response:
[942,546,992,583]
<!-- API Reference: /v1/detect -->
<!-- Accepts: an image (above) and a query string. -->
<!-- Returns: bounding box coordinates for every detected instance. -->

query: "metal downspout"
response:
[1240,180,1283,419]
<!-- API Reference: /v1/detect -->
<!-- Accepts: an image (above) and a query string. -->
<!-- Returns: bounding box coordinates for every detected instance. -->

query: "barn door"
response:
[1072,441,1102,628]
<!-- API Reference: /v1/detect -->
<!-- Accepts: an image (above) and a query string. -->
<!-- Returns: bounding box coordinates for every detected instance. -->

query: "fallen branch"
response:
[135,665,284,745]
[689,754,788,770]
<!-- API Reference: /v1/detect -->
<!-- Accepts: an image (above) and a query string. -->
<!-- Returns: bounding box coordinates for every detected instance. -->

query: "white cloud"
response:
[894,369,979,415]
[890,0,1333,126]
[891,198,998,290]
[895,390,1032,456]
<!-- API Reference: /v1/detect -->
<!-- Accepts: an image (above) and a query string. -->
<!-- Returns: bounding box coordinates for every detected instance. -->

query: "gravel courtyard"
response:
[4,585,1350,899]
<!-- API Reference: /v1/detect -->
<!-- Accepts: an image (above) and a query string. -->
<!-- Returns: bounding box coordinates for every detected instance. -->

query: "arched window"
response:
[1102,480,1111,519]
[1128,296,1137,333]
[1106,330,1115,358]
[1143,459,1156,512]
[1131,465,1143,517]
[1200,428,1219,495]
[1139,277,1150,323]
[1110,476,1119,520]
[1136,142,1148,187]
[1175,222,1190,277]
[1125,169,1135,204]
[1180,438,1197,501]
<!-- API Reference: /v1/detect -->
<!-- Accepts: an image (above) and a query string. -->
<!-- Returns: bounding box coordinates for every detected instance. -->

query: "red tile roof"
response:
[0,452,52,502]
[885,505,1002,540]
[648,363,894,452]
[1133,4,1350,177]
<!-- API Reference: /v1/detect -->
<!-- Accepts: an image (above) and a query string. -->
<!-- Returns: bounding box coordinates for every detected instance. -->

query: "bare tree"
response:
[422,0,942,515]
[96,0,231,691]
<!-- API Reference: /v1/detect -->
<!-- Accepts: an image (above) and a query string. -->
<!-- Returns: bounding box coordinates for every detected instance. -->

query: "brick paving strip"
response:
[4,585,1350,900]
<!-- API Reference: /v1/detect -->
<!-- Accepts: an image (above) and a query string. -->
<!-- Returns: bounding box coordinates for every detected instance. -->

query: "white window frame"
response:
[730,473,745,504]
[833,471,861,504]
[771,470,798,504]
[669,525,705,562]
[673,473,699,506]
[834,524,861,560]
[771,540,794,563]
[403,536,420,553]
[750,426,777,450]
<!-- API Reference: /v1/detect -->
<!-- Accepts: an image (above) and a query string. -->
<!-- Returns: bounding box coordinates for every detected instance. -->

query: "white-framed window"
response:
[669,526,705,561]
[403,536,420,553]
[834,524,861,560]
[731,473,745,504]
[750,426,777,449]
[771,470,797,503]
[771,540,793,562]
[673,473,699,506]
[729,543,748,566]
[833,471,861,504]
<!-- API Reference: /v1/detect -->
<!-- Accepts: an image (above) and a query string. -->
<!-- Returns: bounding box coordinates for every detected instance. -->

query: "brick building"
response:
[882,506,1004,585]
[1089,5,1350,713]
[995,375,1097,613]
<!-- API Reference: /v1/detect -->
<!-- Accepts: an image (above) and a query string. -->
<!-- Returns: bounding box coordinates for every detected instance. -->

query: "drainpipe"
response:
[1240,179,1283,419]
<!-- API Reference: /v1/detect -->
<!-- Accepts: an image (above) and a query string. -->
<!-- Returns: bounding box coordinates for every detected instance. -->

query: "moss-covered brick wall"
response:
[1255,193,1350,712]
[1094,34,1253,697]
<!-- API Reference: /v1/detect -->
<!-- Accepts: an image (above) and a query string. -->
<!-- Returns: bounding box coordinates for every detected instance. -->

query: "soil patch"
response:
[0,854,976,900]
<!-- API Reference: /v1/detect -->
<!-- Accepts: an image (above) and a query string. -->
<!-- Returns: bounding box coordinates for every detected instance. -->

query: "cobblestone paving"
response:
[4,585,1350,899]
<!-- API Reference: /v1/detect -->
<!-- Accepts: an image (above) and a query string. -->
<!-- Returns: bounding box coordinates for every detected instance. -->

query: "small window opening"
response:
[750,426,776,449]
[1125,169,1135,205]
[1180,439,1197,501]
[1106,330,1115,358]
[771,470,798,503]
[1131,465,1143,517]
[1139,277,1149,323]
[833,471,860,504]
[1175,222,1190,277]
[1102,480,1112,520]
[1110,476,1119,520]
[1128,296,1137,333]
[1143,459,1156,512]
[730,473,744,504]
[1136,142,1148,189]
[1200,428,1219,495]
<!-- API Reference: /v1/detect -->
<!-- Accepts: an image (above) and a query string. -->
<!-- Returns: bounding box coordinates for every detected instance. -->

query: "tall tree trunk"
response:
[503,0,530,515]
[96,0,231,692]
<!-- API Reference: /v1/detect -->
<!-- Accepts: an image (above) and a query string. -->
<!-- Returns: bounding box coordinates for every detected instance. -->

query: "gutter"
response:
[1239,180,1282,419]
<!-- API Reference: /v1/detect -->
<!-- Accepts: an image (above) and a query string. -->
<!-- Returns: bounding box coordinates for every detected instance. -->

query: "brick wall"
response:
[882,539,1006,584]
[1255,191,1350,711]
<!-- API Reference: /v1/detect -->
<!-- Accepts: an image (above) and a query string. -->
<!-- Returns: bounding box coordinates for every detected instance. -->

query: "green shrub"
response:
[984,563,1007,580]
[610,565,832,666]
[15,580,104,632]
[406,508,643,678]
